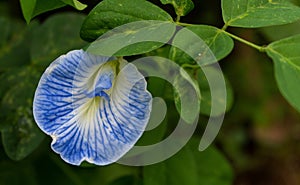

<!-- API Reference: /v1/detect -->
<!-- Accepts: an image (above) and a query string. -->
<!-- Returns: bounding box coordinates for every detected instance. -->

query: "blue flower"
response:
[33,49,152,165]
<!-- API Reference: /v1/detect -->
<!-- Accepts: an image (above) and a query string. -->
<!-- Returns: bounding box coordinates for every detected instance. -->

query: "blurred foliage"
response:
[169,25,234,65]
[0,0,300,185]
[0,10,87,163]
[143,138,233,185]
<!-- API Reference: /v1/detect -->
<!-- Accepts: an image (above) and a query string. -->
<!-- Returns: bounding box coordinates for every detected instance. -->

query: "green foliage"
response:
[173,68,200,123]
[174,65,233,118]
[0,69,34,130]
[169,25,234,65]
[0,12,87,161]
[1,67,45,160]
[222,0,300,27]
[136,77,169,145]
[19,0,87,24]
[86,21,176,56]
[143,138,233,185]
[0,17,32,69]
[266,34,300,112]
[1,0,300,184]
[160,0,194,16]
[80,0,173,42]
[60,0,87,10]
[20,0,65,24]
[0,17,23,48]
[30,13,86,67]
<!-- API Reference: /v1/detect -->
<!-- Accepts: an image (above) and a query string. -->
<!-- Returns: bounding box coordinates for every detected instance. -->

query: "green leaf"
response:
[197,67,234,116]
[160,0,194,16]
[60,0,87,10]
[0,69,30,128]
[143,138,233,185]
[80,0,173,42]
[20,0,66,24]
[19,0,36,23]
[222,0,300,28]
[1,67,45,160]
[173,68,200,123]
[86,21,176,56]
[170,25,234,65]
[173,66,233,117]
[30,13,86,68]
[0,18,38,70]
[266,34,300,112]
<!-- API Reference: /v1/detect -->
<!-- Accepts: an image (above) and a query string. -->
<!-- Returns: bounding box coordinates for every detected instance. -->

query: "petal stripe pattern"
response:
[33,49,152,165]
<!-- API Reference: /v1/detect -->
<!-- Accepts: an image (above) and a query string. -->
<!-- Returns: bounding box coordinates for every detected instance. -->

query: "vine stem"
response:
[176,15,181,23]
[176,22,266,52]
[182,63,200,69]
[221,24,228,31]
[221,30,266,52]
[176,22,194,27]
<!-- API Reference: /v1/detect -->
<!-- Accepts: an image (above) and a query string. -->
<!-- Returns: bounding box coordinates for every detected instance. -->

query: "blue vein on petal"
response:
[33,49,152,165]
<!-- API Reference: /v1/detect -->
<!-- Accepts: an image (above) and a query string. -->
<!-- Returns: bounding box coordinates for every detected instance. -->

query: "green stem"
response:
[221,24,228,31]
[221,30,266,52]
[176,15,181,22]
[182,63,200,69]
[176,22,194,27]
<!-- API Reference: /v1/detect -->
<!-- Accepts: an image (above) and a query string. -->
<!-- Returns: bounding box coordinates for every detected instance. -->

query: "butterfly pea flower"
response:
[33,49,152,165]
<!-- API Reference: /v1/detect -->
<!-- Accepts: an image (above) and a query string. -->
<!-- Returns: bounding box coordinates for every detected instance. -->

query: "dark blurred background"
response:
[1,0,300,185]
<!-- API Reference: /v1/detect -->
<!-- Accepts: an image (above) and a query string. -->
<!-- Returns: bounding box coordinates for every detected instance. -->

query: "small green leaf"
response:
[170,25,234,65]
[160,0,194,16]
[20,0,66,24]
[173,68,200,123]
[30,13,86,68]
[174,66,233,117]
[86,21,176,56]
[1,67,45,160]
[266,34,300,112]
[222,0,300,28]
[80,0,173,42]
[143,138,233,185]
[19,0,36,23]
[60,0,87,10]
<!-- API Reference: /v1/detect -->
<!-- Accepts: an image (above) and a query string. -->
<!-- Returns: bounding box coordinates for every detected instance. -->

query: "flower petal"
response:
[33,49,152,165]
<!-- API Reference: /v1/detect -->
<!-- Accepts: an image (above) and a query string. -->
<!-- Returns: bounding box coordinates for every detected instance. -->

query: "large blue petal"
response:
[33,49,152,165]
